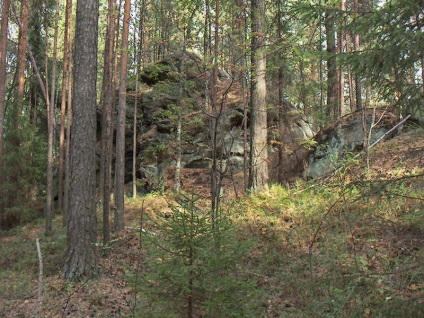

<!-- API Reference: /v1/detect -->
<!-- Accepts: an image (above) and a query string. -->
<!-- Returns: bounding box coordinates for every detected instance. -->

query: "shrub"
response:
[132,194,261,317]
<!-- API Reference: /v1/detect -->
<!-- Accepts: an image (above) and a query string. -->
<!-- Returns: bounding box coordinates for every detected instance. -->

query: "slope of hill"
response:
[0,127,423,317]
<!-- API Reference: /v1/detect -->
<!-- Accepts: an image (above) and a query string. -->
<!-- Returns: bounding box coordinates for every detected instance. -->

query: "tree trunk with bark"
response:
[58,0,73,224]
[64,29,73,228]
[114,0,131,232]
[64,0,99,281]
[210,0,220,221]
[325,2,338,118]
[45,0,60,236]
[338,0,347,116]
[248,0,268,193]
[353,0,362,112]
[16,0,29,119]
[100,0,116,246]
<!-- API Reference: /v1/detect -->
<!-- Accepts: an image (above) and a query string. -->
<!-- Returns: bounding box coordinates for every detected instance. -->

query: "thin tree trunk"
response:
[276,0,285,184]
[45,0,60,236]
[173,45,182,193]
[139,0,146,68]
[325,2,338,118]
[58,0,73,221]
[100,0,116,246]
[204,0,211,63]
[352,0,367,157]
[174,116,181,192]
[114,0,131,232]
[133,0,145,197]
[318,2,324,117]
[114,0,122,87]
[338,0,347,116]
[0,0,11,175]
[203,0,213,203]
[233,0,248,189]
[64,34,73,226]
[132,73,138,198]
[16,0,29,119]
[210,0,220,222]
[353,0,362,112]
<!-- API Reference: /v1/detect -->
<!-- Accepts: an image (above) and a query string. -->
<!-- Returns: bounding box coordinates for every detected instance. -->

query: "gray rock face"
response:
[102,52,316,190]
[304,109,401,179]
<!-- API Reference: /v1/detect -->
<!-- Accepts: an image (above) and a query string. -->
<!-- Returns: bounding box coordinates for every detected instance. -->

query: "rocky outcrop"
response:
[102,52,315,191]
[105,53,410,187]
[303,108,401,179]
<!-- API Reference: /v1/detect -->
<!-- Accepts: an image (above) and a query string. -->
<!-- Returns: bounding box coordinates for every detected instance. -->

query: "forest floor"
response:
[0,127,423,317]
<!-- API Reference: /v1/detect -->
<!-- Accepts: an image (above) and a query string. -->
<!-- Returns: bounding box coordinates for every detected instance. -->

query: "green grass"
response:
[0,217,66,304]
[227,175,424,317]
[1,168,423,317]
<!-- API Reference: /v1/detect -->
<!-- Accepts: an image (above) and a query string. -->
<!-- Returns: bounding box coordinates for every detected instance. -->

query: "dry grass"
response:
[0,128,423,317]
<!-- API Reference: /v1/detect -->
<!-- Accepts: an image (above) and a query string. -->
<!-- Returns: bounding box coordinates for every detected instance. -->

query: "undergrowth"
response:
[0,158,423,317]
[122,170,423,317]
[229,175,424,317]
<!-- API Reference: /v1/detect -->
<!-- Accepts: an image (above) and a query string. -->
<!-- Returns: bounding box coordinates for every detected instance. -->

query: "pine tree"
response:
[249,0,269,193]
[134,194,259,317]
[64,0,99,281]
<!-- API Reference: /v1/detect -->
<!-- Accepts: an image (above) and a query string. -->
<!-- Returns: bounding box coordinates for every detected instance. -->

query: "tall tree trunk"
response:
[352,0,367,157]
[173,34,184,193]
[64,0,99,281]
[45,0,60,236]
[58,0,73,221]
[132,59,139,198]
[338,0,347,116]
[325,2,338,118]
[100,0,116,246]
[64,23,73,227]
[249,0,268,193]
[0,0,11,176]
[133,0,145,197]
[210,0,220,221]
[114,0,131,232]
[114,0,122,87]
[353,0,362,112]
[204,0,211,61]
[203,0,213,202]
[233,0,248,188]
[16,0,29,119]
[276,0,285,184]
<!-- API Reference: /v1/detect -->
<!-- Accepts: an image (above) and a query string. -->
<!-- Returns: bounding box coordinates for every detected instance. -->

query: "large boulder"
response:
[304,108,401,179]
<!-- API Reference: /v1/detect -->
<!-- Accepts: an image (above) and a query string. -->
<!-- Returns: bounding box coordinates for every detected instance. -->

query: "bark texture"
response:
[114,0,131,232]
[249,0,268,193]
[100,0,116,246]
[64,0,99,281]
